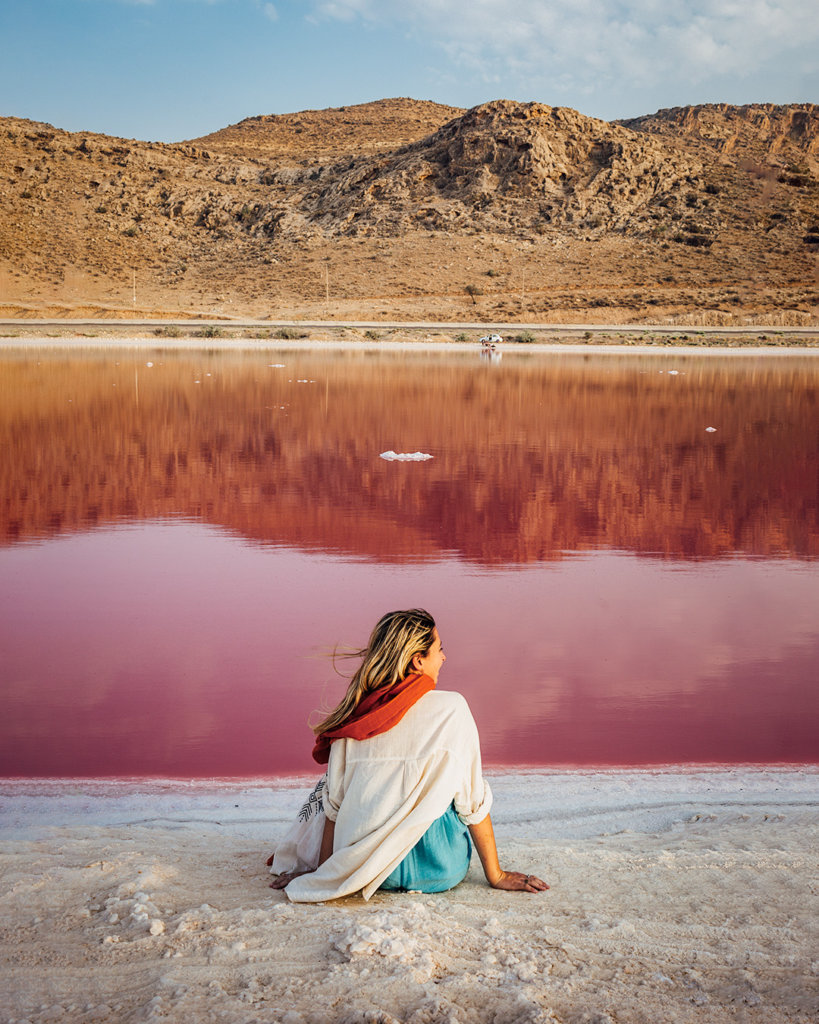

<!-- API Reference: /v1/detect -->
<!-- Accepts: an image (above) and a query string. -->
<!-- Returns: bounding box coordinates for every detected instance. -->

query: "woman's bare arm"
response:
[468,813,549,892]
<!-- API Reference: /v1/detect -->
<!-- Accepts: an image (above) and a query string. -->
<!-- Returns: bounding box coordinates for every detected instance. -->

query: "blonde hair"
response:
[314,609,437,736]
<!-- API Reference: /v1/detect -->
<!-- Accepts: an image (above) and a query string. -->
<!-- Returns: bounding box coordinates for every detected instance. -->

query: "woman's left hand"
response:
[269,869,310,889]
[490,870,549,892]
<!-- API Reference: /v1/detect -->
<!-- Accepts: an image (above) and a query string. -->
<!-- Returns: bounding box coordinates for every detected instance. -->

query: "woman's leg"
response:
[381,804,472,893]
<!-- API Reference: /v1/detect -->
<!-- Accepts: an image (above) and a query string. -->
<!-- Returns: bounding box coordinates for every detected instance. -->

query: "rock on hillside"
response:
[188,98,464,164]
[621,103,819,173]
[294,100,703,238]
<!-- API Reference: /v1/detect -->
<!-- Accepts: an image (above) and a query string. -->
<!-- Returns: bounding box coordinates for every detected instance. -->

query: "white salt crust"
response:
[379,451,434,461]
[1,769,816,1024]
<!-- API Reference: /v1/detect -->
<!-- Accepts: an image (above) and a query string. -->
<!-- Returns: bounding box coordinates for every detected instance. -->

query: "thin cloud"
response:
[310,0,819,104]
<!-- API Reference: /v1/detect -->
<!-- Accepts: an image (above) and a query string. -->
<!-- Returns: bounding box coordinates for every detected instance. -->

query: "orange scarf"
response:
[311,672,435,765]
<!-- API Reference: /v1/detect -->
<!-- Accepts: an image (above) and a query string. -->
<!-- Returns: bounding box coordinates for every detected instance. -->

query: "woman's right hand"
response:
[468,815,549,893]
[490,869,549,892]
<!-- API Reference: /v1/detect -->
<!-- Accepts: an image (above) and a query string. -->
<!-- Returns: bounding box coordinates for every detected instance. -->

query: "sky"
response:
[1,0,817,142]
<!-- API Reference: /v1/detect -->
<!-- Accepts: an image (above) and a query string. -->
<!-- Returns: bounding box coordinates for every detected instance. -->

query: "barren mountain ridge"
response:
[1,97,817,323]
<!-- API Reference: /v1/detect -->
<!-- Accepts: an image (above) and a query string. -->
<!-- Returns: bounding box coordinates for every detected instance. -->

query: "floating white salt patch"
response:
[145,362,154,368]
[667,370,680,375]
[269,364,285,368]
[380,451,434,462]
[705,427,717,432]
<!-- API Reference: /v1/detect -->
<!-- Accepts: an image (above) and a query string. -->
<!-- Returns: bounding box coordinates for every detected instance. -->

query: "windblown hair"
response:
[314,609,437,736]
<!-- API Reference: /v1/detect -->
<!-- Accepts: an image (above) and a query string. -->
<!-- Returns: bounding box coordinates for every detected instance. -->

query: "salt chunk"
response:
[380,451,434,462]
[705,427,717,432]
[149,919,165,936]
[579,917,602,932]
[517,962,538,982]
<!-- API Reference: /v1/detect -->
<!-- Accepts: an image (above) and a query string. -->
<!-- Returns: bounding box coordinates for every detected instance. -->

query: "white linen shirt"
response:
[285,689,493,902]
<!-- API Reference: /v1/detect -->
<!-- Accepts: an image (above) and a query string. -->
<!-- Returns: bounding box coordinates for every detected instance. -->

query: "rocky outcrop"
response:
[296,100,703,238]
[621,103,819,171]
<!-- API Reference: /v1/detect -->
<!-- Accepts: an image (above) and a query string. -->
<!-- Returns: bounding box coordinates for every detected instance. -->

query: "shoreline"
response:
[3,766,815,840]
[1,315,818,335]
[2,760,816,786]
[1,317,818,354]
[3,335,819,356]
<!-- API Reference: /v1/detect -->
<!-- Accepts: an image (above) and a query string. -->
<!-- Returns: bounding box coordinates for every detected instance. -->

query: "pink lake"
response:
[1,347,817,776]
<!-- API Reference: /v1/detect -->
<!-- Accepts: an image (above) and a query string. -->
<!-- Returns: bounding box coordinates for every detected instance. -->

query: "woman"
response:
[268,609,548,902]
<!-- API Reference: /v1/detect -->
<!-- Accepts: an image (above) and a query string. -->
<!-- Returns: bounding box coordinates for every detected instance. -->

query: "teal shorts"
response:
[381,803,472,893]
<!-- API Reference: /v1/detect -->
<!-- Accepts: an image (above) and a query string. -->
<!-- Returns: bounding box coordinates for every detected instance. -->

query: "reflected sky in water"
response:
[1,348,817,775]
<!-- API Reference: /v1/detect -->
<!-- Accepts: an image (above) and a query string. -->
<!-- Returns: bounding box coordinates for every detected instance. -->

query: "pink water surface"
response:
[1,522,817,776]
[1,349,818,776]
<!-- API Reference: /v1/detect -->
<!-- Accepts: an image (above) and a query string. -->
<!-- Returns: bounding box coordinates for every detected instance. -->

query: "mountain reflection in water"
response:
[2,349,817,560]
[0,348,817,776]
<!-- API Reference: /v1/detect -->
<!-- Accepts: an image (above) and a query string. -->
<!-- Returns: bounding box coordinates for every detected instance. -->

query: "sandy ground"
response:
[1,770,817,1024]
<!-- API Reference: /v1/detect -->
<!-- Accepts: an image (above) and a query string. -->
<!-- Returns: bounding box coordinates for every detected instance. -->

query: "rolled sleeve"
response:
[455,777,493,825]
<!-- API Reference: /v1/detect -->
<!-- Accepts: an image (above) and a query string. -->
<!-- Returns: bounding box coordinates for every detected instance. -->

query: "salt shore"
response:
[2,769,817,1024]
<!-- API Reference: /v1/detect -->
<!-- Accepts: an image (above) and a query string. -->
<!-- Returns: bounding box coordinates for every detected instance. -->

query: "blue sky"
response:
[2,0,816,142]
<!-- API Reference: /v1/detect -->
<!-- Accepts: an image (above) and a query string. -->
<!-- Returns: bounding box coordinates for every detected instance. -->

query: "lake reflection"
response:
[1,348,817,775]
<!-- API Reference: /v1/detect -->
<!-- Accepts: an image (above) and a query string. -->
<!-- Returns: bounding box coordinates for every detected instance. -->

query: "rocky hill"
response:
[1,98,817,324]
[292,100,702,238]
